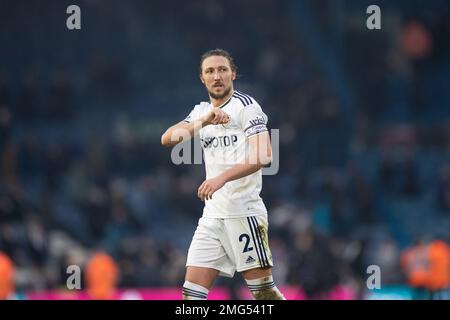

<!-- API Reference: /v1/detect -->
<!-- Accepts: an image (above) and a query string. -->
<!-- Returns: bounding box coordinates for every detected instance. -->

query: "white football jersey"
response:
[184,90,269,218]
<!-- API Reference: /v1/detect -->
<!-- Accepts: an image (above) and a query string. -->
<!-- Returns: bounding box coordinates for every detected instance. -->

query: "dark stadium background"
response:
[0,0,449,300]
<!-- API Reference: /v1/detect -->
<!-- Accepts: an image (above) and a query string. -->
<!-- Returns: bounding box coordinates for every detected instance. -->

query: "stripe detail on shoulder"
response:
[233,94,247,106]
[233,91,254,106]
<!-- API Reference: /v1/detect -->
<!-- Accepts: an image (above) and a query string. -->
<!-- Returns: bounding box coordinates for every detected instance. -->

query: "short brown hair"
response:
[199,48,237,74]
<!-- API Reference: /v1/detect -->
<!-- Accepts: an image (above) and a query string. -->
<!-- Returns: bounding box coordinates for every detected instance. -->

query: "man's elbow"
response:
[161,132,173,147]
[258,155,272,167]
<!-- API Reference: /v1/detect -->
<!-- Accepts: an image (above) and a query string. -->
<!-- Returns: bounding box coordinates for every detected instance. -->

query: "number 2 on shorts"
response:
[239,233,254,253]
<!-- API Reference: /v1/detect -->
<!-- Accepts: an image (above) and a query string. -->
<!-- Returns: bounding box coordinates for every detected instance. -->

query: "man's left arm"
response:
[197,131,272,201]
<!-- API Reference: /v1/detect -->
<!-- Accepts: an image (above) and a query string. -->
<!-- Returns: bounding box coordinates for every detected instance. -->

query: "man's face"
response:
[200,56,236,100]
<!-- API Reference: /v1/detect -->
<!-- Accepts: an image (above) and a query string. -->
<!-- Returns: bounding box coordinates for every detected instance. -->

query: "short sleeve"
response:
[241,103,269,137]
[183,105,199,123]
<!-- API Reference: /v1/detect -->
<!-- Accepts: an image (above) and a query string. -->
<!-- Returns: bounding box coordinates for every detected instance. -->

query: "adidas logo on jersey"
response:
[246,255,256,264]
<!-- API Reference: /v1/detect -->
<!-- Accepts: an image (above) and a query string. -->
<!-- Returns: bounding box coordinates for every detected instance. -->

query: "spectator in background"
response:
[400,238,431,299]
[426,240,450,299]
[401,238,450,299]
[0,252,14,300]
[85,252,119,300]
[399,19,433,114]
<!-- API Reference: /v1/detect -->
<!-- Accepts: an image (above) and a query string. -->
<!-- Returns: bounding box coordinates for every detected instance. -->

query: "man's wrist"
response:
[217,173,229,185]
[200,116,210,127]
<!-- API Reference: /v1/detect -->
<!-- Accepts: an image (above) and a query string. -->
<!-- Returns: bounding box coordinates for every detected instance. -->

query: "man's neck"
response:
[210,89,234,108]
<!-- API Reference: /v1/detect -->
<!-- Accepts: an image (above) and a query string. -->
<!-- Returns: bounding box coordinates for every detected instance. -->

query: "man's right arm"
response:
[160,108,229,147]
[160,119,205,147]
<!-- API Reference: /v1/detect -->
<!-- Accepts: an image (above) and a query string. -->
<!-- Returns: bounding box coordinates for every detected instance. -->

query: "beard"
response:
[208,85,232,100]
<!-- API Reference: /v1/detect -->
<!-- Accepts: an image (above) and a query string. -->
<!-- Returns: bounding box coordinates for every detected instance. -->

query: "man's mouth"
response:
[213,83,223,88]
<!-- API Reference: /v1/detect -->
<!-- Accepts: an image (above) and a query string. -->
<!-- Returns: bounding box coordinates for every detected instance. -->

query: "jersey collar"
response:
[213,92,233,109]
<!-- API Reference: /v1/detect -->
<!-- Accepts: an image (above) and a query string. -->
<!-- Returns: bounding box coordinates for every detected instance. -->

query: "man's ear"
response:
[232,71,236,81]
[200,74,205,84]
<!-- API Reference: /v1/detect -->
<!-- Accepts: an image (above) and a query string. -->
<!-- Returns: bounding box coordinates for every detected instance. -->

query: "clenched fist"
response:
[202,108,230,126]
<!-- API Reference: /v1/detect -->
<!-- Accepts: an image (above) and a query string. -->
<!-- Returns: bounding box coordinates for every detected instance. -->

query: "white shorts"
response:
[186,214,274,278]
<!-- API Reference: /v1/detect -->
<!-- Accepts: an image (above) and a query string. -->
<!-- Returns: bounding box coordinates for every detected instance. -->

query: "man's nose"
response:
[213,71,221,80]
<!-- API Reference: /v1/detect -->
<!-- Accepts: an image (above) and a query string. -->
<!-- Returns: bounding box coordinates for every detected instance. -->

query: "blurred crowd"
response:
[0,0,449,299]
